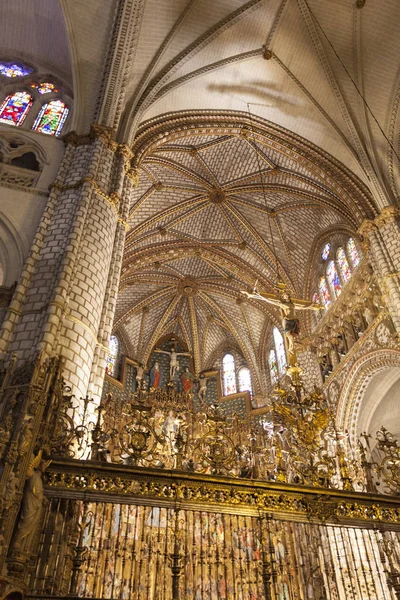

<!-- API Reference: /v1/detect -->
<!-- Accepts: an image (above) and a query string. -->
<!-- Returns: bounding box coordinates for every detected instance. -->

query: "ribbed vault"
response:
[115,113,375,397]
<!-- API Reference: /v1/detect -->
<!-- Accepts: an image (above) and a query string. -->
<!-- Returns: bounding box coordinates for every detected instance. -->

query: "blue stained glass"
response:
[0,62,33,78]
[322,243,330,260]
[327,260,341,298]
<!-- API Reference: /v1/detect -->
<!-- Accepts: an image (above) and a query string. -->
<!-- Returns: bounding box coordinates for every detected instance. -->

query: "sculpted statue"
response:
[149,361,161,389]
[10,453,51,555]
[180,367,194,393]
[198,374,208,403]
[242,283,322,366]
[154,345,191,381]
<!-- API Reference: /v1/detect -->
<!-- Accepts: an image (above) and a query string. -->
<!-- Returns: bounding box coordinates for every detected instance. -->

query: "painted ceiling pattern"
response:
[116,119,373,395]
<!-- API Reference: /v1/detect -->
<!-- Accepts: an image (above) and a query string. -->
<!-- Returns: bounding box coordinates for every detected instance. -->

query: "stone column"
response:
[359,206,400,335]
[0,127,137,410]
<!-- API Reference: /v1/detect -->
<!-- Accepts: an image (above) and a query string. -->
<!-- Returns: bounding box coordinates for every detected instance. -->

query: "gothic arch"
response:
[0,211,27,285]
[336,349,400,444]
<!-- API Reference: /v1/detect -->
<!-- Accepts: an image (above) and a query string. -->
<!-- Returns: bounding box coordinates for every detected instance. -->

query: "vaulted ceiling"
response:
[2,0,399,393]
[115,114,374,390]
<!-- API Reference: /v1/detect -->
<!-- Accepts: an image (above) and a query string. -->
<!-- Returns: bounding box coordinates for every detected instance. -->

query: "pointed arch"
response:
[32,100,69,136]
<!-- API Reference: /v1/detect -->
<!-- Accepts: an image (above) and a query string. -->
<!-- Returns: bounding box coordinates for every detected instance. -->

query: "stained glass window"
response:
[0,62,33,78]
[322,243,331,260]
[319,277,331,309]
[238,367,252,394]
[347,238,360,268]
[31,82,58,95]
[273,327,287,374]
[32,100,69,136]
[313,292,320,305]
[106,335,119,377]
[269,349,278,385]
[337,247,351,283]
[327,260,341,298]
[222,353,236,395]
[0,92,33,126]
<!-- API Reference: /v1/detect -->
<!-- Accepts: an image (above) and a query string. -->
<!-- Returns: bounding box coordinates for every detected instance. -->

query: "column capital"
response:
[374,205,400,228]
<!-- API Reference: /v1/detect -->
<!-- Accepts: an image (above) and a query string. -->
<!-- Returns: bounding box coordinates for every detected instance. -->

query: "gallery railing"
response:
[40,374,400,497]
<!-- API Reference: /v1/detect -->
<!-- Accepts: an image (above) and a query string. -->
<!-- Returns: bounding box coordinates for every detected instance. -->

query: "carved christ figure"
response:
[154,346,191,381]
[241,284,322,366]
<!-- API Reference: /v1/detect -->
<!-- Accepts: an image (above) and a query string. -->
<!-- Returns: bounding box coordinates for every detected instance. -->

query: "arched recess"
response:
[336,349,400,445]
[304,225,361,301]
[0,212,27,286]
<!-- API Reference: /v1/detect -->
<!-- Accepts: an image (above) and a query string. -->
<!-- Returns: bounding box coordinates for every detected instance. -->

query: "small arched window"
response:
[32,100,69,136]
[273,327,286,374]
[269,349,278,385]
[238,367,252,394]
[319,277,331,309]
[337,247,351,283]
[106,335,119,377]
[327,260,341,298]
[222,353,236,396]
[321,243,331,261]
[347,238,360,268]
[0,92,33,127]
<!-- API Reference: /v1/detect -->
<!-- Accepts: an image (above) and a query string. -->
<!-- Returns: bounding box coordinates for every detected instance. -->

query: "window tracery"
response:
[313,237,362,313]
[222,353,236,395]
[238,367,252,394]
[347,238,360,268]
[106,335,119,377]
[327,260,341,298]
[337,247,351,283]
[319,277,331,309]
[0,59,70,135]
[0,92,33,127]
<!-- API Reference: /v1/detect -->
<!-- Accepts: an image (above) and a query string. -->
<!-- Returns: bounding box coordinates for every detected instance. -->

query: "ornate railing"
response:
[42,377,400,498]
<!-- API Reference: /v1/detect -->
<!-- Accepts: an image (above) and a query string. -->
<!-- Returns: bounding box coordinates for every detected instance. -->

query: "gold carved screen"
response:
[31,497,396,600]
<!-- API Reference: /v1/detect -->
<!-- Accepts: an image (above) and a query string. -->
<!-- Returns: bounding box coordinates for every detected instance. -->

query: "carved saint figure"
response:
[198,374,208,402]
[11,455,50,554]
[180,366,194,393]
[242,283,322,366]
[149,361,161,388]
[154,344,191,380]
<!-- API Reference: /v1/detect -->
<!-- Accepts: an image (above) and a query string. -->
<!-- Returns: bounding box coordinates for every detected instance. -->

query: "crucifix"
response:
[241,281,323,367]
[154,342,191,381]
